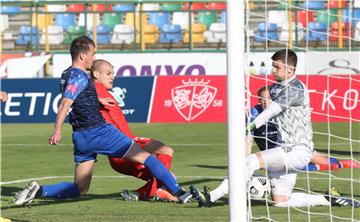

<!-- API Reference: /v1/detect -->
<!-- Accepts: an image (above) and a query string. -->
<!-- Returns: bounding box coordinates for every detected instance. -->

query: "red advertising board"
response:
[150,76,227,122]
[150,75,359,123]
[248,75,360,122]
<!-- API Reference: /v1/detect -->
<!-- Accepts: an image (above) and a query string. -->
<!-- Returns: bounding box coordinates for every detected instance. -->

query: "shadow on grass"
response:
[315,148,360,156]
[191,164,227,170]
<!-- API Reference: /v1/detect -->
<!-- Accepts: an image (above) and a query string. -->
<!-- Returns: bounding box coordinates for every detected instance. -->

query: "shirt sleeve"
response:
[63,72,89,101]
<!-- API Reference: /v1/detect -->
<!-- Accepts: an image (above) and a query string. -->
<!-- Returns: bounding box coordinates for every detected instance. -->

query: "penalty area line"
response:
[0,175,227,185]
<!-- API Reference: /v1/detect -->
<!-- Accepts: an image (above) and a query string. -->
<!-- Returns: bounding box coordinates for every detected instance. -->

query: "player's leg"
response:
[75,160,95,195]
[270,170,330,207]
[11,162,91,205]
[123,142,192,203]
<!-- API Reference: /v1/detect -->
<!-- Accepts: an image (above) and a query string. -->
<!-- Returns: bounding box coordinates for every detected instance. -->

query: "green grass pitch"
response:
[1,123,359,222]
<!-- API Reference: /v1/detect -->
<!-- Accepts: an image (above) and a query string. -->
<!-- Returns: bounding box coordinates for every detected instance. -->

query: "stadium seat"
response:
[303,1,325,9]
[183,23,206,43]
[113,4,135,12]
[78,13,101,30]
[111,24,135,44]
[316,9,338,26]
[89,25,111,44]
[297,10,314,27]
[136,24,159,44]
[354,22,360,41]
[160,3,182,11]
[204,23,226,43]
[91,4,112,12]
[172,12,194,30]
[197,11,217,29]
[102,13,123,30]
[47,5,67,12]
[342,9,360,25]
[267,10,289,27]
[64,26,85,44]
[207,2,226,10]
[125,12,148,31]
[31,14,54,30]
[40,25,64,44]
[279,23,304,42]
[159,24,182,43]
[142,3,160,12]
[15,26,38,45]
[327,0,347,9]
[305,22,327,41]
[182,3,207,11]
[220,11,226,23]
[1,5,21,15]
[329,22,352,41]
[67,4,85,13]
[255,23,279,42]
[54,13,76,30]
[277,1,298,10]
[0,15,9,32]
[148,12,170,29]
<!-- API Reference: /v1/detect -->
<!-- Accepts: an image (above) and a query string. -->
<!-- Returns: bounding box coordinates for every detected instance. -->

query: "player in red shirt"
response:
[91,59,177,202]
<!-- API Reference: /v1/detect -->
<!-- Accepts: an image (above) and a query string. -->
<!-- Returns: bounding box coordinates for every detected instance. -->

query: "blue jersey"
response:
[60,67,105,131]
[250,104,278,151]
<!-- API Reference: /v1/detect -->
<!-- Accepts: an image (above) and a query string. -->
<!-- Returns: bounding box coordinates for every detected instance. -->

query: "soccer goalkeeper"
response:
[191,49,360,208]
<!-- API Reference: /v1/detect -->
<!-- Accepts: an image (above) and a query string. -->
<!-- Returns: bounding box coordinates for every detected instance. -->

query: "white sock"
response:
[209,179,229,203]
[274,192,330,207]
[245,154,260,182]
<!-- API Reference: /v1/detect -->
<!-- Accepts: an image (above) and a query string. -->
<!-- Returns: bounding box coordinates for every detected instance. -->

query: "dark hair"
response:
[271,49,297,68]
[90,59,112,79]
[257,86,269,99]
[70,35,95,61]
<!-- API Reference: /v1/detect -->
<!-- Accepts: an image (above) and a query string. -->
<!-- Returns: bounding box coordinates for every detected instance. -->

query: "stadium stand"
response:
[204,22,226,43]
[183,23,206,43]
[136,24,159,44]
[255,23,279,42]
[102,13,123,30]
[15,26,38,45]
[111,24,135,44]
[40,26,64,45]
[305,22,327,42]
[89,25,111,44]
[329,22,352,42]
[1,0,360,51]
[159,24,182,44]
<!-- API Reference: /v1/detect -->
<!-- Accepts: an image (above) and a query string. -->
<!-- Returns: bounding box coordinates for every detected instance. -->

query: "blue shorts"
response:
[72,123,133,164]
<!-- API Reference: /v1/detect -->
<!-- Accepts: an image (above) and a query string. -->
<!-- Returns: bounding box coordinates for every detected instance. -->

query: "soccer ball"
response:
[248,176,271,199]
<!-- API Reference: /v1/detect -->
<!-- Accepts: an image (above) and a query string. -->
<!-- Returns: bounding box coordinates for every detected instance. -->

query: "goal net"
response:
[238,0,360,221]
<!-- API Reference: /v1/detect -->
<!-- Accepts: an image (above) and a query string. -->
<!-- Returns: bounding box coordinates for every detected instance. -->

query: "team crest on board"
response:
[171,79,217,121]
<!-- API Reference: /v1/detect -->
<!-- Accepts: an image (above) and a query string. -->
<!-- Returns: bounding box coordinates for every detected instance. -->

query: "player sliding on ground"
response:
[12,36,193,205]
[190,49,360,208]
[91,59,177,202]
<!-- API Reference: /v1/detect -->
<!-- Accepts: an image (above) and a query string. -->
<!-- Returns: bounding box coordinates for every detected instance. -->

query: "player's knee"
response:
[161,146,174,156]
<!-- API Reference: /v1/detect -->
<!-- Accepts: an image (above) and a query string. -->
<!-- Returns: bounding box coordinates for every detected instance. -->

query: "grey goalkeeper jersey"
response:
[270,76,314,151]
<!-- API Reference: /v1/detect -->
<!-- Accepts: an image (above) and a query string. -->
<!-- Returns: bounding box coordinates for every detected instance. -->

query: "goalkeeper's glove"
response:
[246,122,256,134]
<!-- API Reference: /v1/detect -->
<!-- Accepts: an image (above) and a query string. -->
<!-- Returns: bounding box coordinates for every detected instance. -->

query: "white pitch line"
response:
[1,142,356,147]
[0,175,343,186]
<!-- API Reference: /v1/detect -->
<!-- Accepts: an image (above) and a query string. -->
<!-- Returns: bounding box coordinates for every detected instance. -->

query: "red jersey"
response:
[94,83,135,139]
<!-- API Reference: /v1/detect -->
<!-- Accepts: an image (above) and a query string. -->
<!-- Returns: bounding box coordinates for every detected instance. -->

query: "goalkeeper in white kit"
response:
[191,49,360,208]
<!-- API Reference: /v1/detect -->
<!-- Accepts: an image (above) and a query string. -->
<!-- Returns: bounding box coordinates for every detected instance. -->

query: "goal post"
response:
[227,0,247,221]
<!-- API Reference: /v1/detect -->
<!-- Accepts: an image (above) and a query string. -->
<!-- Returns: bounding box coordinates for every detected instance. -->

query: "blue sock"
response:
[41,182,80,199]
[144,155,181,194]
[329,157,339,164]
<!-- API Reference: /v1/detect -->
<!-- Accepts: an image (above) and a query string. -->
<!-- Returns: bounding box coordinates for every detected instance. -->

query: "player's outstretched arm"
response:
[49,97,73,145]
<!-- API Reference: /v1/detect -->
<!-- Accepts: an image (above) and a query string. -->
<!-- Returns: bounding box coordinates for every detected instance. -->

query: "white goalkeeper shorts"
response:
[260,145,314,197]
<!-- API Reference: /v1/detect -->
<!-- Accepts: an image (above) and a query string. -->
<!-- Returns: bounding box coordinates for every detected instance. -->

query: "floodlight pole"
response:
[227,0,247,221]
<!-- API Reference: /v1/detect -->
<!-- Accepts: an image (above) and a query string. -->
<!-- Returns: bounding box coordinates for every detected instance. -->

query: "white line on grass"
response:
[1,142,355,147]
[0,175,333,185]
